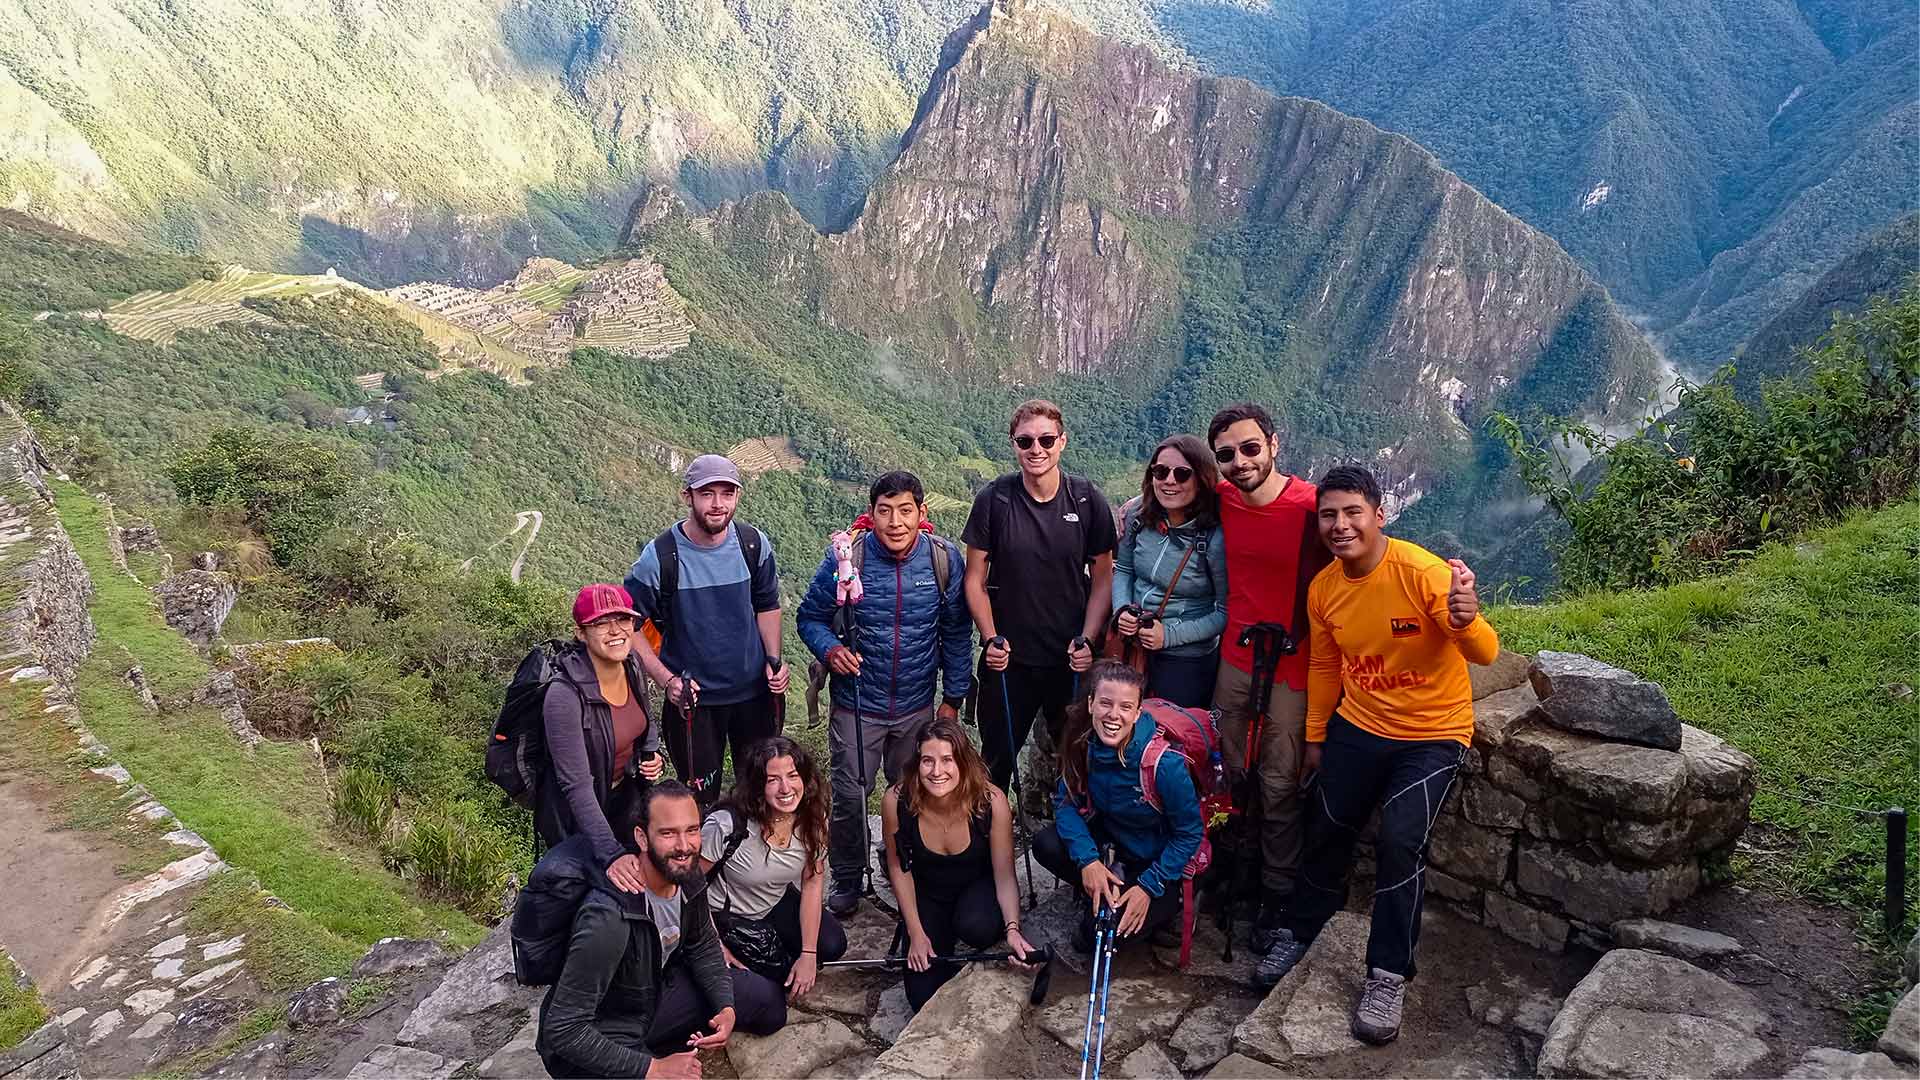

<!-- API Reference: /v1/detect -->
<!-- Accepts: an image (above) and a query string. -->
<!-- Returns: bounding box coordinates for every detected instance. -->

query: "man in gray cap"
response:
[626,454,790,806]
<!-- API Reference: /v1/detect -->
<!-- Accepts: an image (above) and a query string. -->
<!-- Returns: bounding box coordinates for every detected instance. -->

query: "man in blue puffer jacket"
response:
[798,470,973,915]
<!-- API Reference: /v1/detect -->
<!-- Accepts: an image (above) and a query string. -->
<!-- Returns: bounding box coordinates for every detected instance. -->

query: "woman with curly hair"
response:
[700,736,846,1004]
[881,717,1040,1011]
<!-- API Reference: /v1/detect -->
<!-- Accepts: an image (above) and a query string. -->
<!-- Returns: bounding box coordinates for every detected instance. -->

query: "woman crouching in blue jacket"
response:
[1033,661,1205,950]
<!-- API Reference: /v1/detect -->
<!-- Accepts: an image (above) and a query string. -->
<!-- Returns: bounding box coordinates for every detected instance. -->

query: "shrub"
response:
[331,767,396,842]
[391,802,513,918]
[167,427,361,565]
[1491,281,1920,592]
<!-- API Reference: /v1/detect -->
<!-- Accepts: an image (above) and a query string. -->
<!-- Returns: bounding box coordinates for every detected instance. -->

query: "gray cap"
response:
[684,454,743,490]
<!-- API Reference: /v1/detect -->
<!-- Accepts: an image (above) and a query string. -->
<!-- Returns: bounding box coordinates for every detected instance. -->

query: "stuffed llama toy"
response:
[831,529,864,605]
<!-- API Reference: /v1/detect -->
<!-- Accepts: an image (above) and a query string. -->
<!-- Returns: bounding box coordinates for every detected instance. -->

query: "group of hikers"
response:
[513,399,1499,1078]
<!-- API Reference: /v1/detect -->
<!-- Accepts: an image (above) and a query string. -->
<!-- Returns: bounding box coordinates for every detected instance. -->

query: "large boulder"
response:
[153,569,238,648]
[286,977,346,1029]
[352,938,446,977]
[1785,1047,1915,1079]
[1469,649,1533,700]
[728,1014,866,1078]
[1528,651,1682,750]
[1537,949,1771,1077]
[1230,912,1369,1063]
[395,920,540,1059]
[1037,975,1197,1053]
[866,965,1039,1078]
[1611,919,1743,962]
[1880,985,1920,1064]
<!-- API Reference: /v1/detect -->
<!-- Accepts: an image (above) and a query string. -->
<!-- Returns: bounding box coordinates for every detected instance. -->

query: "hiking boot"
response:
[1350,967,1407,1045]
[1251,928,1308,990]
[826,889,860,918]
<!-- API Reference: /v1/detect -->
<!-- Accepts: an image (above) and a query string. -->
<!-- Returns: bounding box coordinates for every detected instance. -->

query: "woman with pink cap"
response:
[538,583,668,893]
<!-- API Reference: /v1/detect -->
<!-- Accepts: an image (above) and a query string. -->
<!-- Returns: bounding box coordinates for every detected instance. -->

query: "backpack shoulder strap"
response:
[705,810,754,884]
[1138,732,1173,814]
[928,535,951,596]
[652,526,681,634]
[1065,472,1100,564]
[737,523,763,575]
[850,529,868,575]
[896,802,919,873]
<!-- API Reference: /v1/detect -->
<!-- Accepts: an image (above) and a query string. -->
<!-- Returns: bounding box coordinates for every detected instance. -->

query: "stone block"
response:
[477,1015,540,1079]
[870,965,1037,1077]
[287,977,345,1029]
[728,1015,866,1079]
[1119,1041,1181,1078]
[1484,891,1568,953]
[1785,1047,1915,1078]
[1529,651,1682,750]
[1167,994,1261,1072]
[345,1044,463,1080]
[1524,797,1607,845]
[1203,1053,1288,1079]
[1461,777,1527,830]
[1427,817,1513,888]
[1038,975,1197,1051]
[1472,685,1542,747]
[0,1019,79,1080]
[1485,750,1545,800]
[1465,980,1562,1039]
[352,938,446,977]
[1470,650,1533,700]
[1539,949,1769,1078]
[870,983,911,1045]
[1424,867,1481,906]
[1515,842,1700,925]
[396,919,540,1059]
[1679,725,1758,800]
[1612,919,1743,961]
[1551,743,1687,819]
[1881,985,1920,1064]
[1230,912,1369,1063]
[153,570,237,648]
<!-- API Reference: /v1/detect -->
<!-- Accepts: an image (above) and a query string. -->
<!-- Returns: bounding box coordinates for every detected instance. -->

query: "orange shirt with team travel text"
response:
[1304,537,1499,746]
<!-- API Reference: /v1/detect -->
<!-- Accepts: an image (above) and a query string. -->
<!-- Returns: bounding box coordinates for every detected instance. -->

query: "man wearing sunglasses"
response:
[962,399,1118,789]
[1205,402,1331,976]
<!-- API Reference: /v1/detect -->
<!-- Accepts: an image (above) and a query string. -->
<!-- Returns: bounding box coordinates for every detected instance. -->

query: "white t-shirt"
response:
[700,810,822,919]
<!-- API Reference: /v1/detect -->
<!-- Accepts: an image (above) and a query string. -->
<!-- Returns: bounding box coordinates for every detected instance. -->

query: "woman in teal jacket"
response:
[1110,434,1227,707]
[1034,662,1205,949]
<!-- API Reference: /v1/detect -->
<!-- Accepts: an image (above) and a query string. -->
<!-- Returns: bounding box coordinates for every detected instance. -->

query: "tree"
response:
[168,427,360,564]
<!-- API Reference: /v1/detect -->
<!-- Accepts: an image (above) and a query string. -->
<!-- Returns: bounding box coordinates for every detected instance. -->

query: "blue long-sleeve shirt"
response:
[795,530,971,719]
[1051,714,1204,897]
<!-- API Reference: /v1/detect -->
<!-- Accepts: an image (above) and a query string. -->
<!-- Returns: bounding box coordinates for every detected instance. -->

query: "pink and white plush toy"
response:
[830,529,864,605]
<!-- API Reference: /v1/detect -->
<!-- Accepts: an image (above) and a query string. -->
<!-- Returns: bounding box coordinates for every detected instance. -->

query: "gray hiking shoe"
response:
[1350,967,1407,1044]
[1251,928,1308,990]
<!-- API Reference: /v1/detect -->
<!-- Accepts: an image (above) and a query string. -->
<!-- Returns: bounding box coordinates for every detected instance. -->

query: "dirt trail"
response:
[0,774,132,988]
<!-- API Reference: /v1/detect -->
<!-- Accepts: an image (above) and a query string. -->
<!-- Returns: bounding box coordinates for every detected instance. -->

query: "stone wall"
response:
[1428,652,1757,952]
[0,403,96,689]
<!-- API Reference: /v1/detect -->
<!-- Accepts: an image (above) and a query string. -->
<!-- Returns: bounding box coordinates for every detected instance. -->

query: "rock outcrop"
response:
[152,569,237,648]
[1537,949,1771,1078]
[652,0,1657,510]
[1423,653,1755,951]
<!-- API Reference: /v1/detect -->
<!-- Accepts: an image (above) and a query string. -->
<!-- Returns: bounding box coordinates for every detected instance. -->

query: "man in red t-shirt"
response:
[1207,403,1332,951]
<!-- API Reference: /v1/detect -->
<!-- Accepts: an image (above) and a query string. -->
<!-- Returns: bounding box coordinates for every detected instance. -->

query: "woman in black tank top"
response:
[881,717,1039,1011]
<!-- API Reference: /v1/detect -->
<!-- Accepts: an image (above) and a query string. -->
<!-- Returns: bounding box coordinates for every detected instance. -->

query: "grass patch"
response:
[51,481,485,949]
[1494,501,1920,919]
[182,870,361,992]
[142,1000,286,1080]
[0,952,48,1051]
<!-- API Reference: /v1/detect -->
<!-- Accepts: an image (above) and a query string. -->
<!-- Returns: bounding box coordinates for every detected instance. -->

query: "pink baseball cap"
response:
[573,583,641,626]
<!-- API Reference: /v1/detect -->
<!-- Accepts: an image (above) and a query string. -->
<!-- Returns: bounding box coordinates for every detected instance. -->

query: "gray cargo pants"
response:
[827,703,930,894]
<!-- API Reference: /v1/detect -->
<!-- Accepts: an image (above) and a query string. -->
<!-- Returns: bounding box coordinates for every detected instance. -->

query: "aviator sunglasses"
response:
[1149,464,1193,483]
[1214,439,1267,464]
[1013,433,1061,450]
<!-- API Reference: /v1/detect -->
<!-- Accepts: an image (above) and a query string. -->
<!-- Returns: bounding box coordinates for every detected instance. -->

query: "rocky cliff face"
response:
[653,0,1657,452]
[0,403,95,689]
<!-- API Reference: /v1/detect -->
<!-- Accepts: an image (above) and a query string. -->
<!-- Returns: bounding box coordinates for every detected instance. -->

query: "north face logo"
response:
[1389,617,1421,638]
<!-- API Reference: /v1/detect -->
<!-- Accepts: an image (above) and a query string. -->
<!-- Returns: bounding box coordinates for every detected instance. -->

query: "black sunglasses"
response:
[1013,433,1061,450]
[1149,464,1193,483]
[1213,439,1267,464]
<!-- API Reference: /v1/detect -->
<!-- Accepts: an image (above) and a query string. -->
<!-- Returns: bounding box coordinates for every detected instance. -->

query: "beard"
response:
[647,845,704,889]
[1229,458,1272,493]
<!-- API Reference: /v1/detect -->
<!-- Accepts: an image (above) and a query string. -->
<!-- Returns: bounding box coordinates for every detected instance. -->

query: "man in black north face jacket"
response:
[536,782,784,1078]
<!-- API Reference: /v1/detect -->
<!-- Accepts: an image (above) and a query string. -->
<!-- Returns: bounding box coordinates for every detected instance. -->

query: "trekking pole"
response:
[769,656,786,734]
[990,636,1038,907]
[1081,844,1118,1080]
[839,604,878,903]
[1222,623,1291,962]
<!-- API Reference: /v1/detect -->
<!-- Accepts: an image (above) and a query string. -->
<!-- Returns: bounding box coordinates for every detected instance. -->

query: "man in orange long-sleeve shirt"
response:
[1253,465,1498,1044]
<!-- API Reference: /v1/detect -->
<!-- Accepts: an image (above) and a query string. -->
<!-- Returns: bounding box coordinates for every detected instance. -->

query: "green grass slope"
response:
[1494,501,1920,914]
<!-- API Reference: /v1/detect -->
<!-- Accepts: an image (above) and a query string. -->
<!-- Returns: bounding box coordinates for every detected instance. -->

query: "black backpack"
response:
[485,640,584,809]
[510,847,593,985]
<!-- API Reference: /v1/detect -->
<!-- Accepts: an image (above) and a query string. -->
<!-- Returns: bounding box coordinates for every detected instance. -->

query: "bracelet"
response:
[1005,921,1020,932]
[800,949,817,954]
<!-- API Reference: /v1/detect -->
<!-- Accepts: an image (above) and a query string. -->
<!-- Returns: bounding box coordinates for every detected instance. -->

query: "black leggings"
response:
[663,692,777,808]
[904,874,1003,1010]
[1032,824,1184,945]
[975,661,1076,790]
